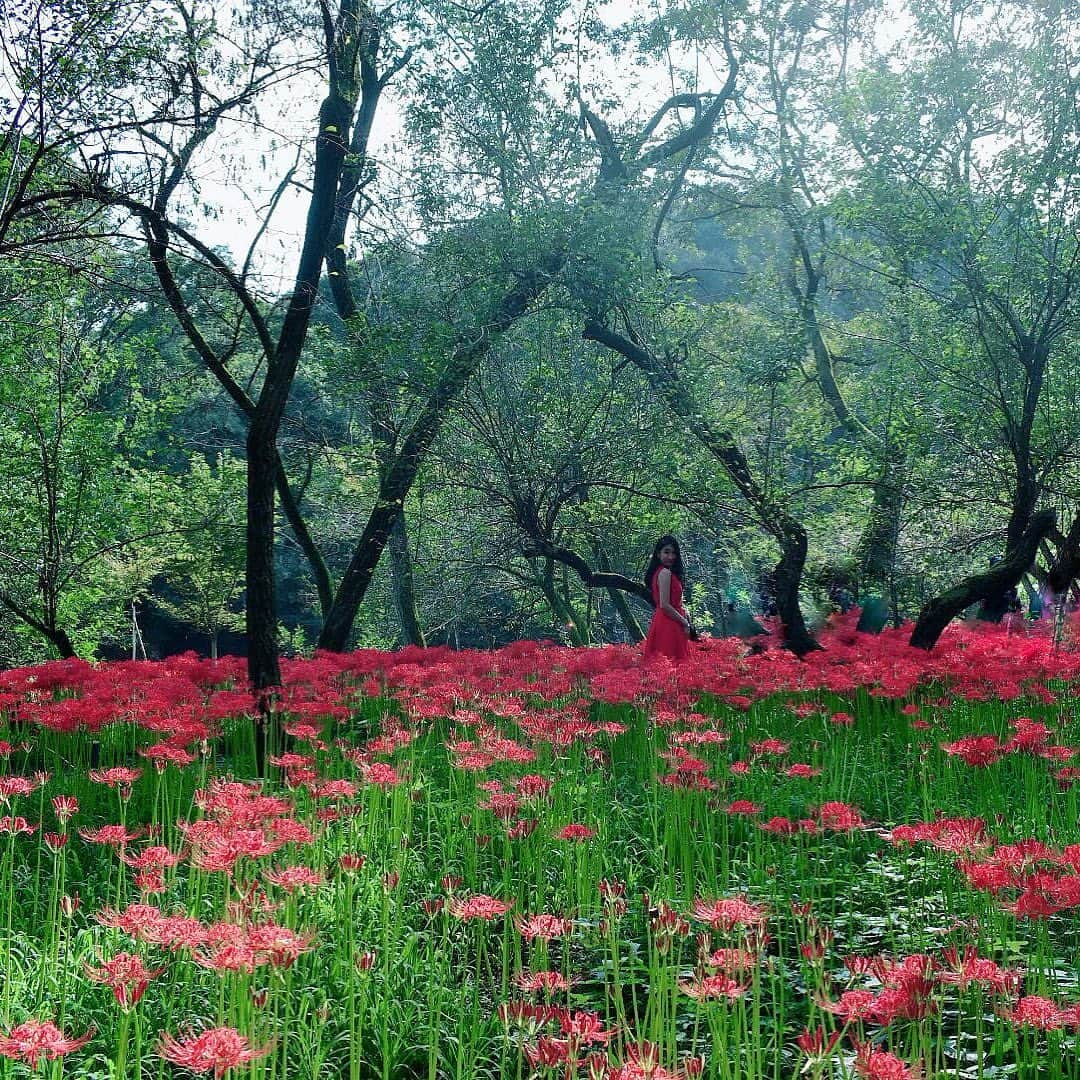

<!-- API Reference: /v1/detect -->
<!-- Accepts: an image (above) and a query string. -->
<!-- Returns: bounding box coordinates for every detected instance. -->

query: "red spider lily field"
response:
[3,618,1080,1080]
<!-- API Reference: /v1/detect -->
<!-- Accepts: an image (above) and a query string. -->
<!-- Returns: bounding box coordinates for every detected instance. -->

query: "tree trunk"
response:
[909,508,1055,650]
[1004,471,1041,555]
[854,453,905,595]
[0,592,78,658]
[317,256,564,652]
[538,560,589,645]
[595,548,644,642]
[1046,514,1080,597]
[388,512,426,647]
[245,423,280,694]
[770,526,818,656]
[246,17,362,701]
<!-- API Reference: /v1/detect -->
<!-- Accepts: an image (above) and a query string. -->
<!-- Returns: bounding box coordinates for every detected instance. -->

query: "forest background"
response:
[1,0,1078,677]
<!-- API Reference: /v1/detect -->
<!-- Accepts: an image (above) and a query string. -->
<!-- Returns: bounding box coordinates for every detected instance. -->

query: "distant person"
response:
[828,583,855,613]
[757,568,779,617]
[1027,591,1044,621]
[643,535,698,663]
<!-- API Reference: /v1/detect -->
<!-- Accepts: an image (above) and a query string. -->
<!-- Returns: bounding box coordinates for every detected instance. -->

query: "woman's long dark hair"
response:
[645,534,686,593]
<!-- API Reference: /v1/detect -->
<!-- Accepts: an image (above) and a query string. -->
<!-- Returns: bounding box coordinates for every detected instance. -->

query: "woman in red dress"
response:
[643,535,697,662]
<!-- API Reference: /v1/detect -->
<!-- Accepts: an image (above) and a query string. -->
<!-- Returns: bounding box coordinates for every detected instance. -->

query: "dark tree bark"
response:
[536,558,590,645]
[582,321,821,656]
[594,547,645,642]
[1046,514,1080,597]
[320,24,426,645]
[388,513,426,647]
[521,538,652,606]
[316,254,565,651]
[1001,337,1048,552]
[245,0,372,712]
[853,452,905,596]
[0,591,77,658]
[909,508,1056,650]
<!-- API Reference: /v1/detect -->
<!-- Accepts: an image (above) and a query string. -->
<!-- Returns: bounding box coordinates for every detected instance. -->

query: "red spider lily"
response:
[78,824,144,847]
[515,774,553,799]
[263,866,324,892]
[247,924,317,967]
[937,946,1021,995]
[515,970,571,994]
[750,738,790,757]
[479,792,521,820]
[603,1041,687,1079]
[820,986,882,1022]
[648,899,690,952]
[0,1019,93,1066]
[523,1035,570,1069]
[607,1063,683,1080]
[139,743,196,769]
[268,753,315,773]
[497,1002,564,1034]
[599,879,626,901]
[0,776,37,801]
[796,1026,842,1061]
[940,735,1004,767]
[43,831,68,851]
[193,781,292,827]
[338,853,365,873]
[84,951,165,1008]
[815,801,865,831]
[122,844,183,870]
[89,766,143,793]
[759,816,799,835]
[516,913,574,940]
[361,762,404,786]
[506,817,539,840]
[725,800,762,815]
[558,1010,611,1046]
[887,817,990,855]
[659,770,717,791]
[269,817,316,845]
[1001,995,1072,1030]
[59,894,80,917]
[707,947,759,973]
[555,823,596,841]
[158,1026,270,1076]
[51,795,79,823]
[0,816,36,835]
[135,870,167,893]
[784,763,822,778]
[187,828,282,872]
[852,1042,921,1079]
[307,778,356,800]
[448,894,514,921]
[284,721,326,748]
[678,974,748,1000]
[800,938,831,962]
[691,895,769,931]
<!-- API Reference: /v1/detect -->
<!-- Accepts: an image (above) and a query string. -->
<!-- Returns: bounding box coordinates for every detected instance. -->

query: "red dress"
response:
[644,570,689,662]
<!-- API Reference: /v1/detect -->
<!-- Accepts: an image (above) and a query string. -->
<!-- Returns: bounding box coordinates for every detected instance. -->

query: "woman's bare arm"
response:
[657,569,689,629]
